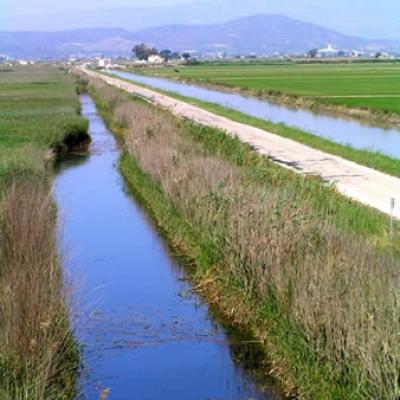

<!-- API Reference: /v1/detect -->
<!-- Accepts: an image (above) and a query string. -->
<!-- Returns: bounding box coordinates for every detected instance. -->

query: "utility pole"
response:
[389,197,395,240]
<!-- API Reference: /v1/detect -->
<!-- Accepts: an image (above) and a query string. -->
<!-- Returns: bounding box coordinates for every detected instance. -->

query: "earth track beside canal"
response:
[82,68,400,219]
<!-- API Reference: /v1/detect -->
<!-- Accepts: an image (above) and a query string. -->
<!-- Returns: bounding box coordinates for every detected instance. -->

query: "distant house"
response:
[316,44,339,58]
[98,58,111,68]
[148,54,164,64]
[376,51,391,59]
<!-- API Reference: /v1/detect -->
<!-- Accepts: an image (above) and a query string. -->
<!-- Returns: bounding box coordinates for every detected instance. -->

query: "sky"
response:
[1,0,196,16]
[1,0,399,39]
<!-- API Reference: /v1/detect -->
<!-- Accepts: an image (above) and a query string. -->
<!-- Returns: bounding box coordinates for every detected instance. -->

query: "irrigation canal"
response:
[109,70,400,159]
[54,94,281,400]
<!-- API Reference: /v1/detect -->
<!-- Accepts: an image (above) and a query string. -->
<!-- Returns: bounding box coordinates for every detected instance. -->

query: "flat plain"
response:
[0,66,86,183]
[144,61,400,115]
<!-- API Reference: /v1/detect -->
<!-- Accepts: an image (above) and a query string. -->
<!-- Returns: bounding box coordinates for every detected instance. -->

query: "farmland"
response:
[142,61,400,118]
[0,66,87,399]
[1,63,399,399]
[0,66,88,185]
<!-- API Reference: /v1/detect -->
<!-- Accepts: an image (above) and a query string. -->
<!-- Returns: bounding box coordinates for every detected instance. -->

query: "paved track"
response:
[83,68,400,219]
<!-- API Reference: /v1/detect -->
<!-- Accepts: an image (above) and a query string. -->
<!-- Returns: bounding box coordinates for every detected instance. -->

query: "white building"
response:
[148,54,164,64]
[317,44,339,58]
[98,58,112,68]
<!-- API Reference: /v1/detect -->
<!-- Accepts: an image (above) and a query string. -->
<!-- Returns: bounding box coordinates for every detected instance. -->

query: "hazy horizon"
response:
[1,0,399,40]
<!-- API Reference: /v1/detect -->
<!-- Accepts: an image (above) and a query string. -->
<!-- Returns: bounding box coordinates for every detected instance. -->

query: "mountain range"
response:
[1,0,399,40]
[1,15,399,59]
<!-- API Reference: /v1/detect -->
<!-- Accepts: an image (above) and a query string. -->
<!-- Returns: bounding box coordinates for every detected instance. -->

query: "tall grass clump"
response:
[0,180,78,400]
[87,76,400,399]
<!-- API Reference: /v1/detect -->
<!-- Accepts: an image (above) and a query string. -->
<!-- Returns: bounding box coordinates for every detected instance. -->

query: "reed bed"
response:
[88,77,400,399]
[0,181,78,400]
[0,67,86,399]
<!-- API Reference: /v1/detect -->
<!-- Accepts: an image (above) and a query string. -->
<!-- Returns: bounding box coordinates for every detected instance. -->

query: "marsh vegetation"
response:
[86,75,400,399]
[0,66,88,399]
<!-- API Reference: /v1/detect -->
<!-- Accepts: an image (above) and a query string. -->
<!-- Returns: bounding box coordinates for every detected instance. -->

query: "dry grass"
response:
[0,180,78,400]
[88,77,400,399]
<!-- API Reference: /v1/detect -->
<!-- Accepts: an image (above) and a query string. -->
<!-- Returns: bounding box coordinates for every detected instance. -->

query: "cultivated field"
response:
[144,61,400,116]
[0,66,87,399]
[0,66,87,185]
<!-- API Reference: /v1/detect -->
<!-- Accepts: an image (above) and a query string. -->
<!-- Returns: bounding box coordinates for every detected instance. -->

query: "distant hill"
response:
[0,28,130,58]
[131,15,395,55]
[1,0,399,40]
[0,15,398,59]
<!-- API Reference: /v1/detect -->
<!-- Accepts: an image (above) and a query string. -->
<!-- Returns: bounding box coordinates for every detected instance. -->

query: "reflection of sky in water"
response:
[110,70,400,159]
[55,95,280,400]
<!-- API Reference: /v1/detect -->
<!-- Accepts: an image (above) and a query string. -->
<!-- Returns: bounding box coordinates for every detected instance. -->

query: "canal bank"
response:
[82,68,400,219]
[83,74,400,400]
[55,94,282,399]
[108,70,400,159]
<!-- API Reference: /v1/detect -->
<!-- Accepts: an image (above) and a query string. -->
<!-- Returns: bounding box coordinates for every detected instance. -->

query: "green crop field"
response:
[144,62,400,115]
[0,66,87,184]
[0,65,88,398]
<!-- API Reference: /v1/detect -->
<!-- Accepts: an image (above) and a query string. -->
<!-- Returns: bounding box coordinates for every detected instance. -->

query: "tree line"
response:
[132,43,191,61]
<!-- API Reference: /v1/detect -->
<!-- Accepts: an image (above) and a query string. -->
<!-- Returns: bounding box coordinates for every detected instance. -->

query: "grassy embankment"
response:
[86,75,400,400]
[0,66,88,399]
[140,61,400,125]
[117,74,400,178]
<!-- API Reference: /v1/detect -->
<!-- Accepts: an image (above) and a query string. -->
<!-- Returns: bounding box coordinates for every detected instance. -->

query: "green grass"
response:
[91,75,399,243]
[0,66,88,185]
[118,155,364,400]
[88,78,400,399]
[0,66,88,399]
[141,62,400,116]
[107,71,400,178]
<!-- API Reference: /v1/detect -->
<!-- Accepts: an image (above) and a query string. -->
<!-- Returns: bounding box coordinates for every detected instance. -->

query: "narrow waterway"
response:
[109,70,400,159]
[55,94,280,400]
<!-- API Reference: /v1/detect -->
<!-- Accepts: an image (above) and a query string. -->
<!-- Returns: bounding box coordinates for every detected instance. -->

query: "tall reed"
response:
[0,180,78,400]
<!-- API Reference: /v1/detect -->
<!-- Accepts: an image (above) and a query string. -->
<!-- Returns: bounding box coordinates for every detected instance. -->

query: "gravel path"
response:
[83,68,400,219]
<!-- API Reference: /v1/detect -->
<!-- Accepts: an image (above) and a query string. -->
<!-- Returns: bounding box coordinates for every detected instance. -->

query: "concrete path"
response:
[82,68,400,219]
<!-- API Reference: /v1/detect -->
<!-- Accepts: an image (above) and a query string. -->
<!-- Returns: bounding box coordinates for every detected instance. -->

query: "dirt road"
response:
[83,68,400,219]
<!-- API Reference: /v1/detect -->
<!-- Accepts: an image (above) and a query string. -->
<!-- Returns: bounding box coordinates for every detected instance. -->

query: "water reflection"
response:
[55,94,280,400]
[109,70,400,159]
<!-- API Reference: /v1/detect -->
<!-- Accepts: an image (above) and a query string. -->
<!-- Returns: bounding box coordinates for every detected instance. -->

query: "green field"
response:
[0,66,88,184]
[0,66,86,399]
[144,62,400,116]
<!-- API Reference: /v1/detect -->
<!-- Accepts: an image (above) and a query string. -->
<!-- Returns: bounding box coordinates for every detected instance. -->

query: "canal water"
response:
[55,94,280,400]
[109,70,400,159]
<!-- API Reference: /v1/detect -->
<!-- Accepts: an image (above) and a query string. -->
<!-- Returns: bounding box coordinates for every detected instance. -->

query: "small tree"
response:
[182,52,191,61]
[133,43,158,61]
[307,48,318,58]
[159,49,172,61]
[171,52,181,60]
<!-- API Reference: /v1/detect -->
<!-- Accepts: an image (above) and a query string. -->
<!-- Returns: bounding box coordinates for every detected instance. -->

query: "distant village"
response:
[0,42,398,67]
